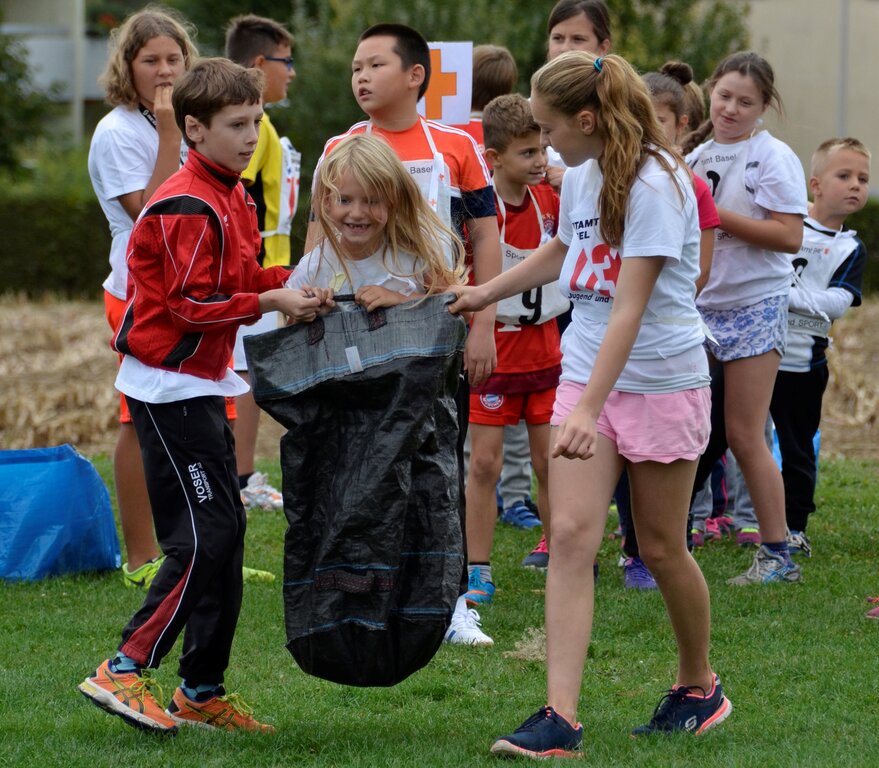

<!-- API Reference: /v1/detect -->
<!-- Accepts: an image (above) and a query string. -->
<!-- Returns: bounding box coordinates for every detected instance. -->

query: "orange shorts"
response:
[468,387,556,427]
[104,291,237,424]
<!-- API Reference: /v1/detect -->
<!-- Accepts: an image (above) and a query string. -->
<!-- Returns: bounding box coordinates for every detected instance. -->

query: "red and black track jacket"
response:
[113,150,291,380]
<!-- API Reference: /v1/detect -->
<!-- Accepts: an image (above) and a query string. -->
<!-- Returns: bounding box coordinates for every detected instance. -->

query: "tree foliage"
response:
[167,0,748,173]
[0,18,58,174]
[164,0,748,256]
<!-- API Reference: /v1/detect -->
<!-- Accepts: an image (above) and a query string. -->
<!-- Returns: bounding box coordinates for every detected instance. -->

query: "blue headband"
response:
[594,57,603,73]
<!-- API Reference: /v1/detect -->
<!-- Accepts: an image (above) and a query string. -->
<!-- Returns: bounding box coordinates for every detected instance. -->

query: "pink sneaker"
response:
[705,516,734,541]
[866,597,879,620]
[691,528,706,548]
[735,528,761,548]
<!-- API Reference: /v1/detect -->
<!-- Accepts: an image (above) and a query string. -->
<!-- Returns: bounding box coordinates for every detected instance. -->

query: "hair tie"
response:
[593,57,603,73]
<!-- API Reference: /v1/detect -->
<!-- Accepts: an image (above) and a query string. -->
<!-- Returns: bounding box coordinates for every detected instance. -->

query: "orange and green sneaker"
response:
[78,659,178,734]
[167,688,275,732]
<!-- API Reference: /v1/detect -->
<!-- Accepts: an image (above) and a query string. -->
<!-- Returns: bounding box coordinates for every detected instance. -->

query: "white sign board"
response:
[417,41,473,125]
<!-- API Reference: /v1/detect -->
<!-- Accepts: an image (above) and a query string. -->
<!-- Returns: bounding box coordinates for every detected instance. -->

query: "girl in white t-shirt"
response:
[511,1,614,574]
[543,0,612,187]
[87,7,197,587]
[288,133,463,311]
[449,52,729,757]
[682,52,808,586]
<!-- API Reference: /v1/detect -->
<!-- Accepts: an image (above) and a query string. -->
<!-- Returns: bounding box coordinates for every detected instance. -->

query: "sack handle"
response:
[307,318,324,345]
[328,294,387,332]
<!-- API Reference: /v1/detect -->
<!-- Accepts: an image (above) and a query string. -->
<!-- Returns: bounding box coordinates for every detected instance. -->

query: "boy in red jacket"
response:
[78,58,322,735]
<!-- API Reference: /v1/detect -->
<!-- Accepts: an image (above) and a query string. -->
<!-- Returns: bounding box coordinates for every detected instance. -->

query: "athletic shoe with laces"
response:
[521,534,549,571]
[242,566,276,584]
[631,673,732,736]
[499,499,542,529]
[690,528,706,548]
[727,544,801,585]
[735,527,761,548]
[78,659,178,734]
[121,556,165,589]
[167,687,274,732]
[866,596,879,620]
[705,515,734,541]
[623,557,657,590]
[490,706,583,758]
[240,471,283,511]
[444,607,494,646]
[464,568,496,606]
[787,530,812,558]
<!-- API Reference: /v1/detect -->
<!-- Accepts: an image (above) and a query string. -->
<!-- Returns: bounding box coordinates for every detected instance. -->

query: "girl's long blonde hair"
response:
[531,52,682,248]
[312,134,465,293]
[99,5,198,108]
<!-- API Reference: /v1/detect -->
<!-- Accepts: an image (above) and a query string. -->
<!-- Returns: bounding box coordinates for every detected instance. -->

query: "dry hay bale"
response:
[822,299,878,459]
[3,296,877,461]
[0,296,117,454]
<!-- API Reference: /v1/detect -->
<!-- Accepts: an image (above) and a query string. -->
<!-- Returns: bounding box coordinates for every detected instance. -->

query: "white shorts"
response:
[232,311,281,371]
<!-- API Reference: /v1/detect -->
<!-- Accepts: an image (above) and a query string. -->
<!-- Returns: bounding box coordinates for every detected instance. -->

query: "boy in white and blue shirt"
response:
[769,137,870,557]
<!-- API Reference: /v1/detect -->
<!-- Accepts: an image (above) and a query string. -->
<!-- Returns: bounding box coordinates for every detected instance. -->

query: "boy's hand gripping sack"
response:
[245,295,465,687]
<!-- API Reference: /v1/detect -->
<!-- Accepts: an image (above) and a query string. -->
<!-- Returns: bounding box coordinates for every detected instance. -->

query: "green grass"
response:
[1,457,877,767]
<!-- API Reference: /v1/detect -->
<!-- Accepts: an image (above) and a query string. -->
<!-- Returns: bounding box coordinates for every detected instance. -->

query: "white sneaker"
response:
[240,471,283,511]
[727,545,801,585]
[444,605,494,646]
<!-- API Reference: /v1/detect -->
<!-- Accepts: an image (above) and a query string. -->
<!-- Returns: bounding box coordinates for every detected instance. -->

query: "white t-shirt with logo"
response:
[557,153,709,393]
[687,131,808,310]
[88,106,161,300]
[781,217,861,372]
[286,240,424,296]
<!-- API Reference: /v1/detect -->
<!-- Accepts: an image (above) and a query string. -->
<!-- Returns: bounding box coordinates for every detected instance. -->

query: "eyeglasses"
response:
[264,56,295,71]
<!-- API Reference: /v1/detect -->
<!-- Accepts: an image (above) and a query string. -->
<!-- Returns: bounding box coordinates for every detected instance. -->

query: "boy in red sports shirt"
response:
[462,94,564,607]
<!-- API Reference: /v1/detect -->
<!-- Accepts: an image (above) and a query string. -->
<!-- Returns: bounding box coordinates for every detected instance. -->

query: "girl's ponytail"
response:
[533,52,681,248]
[681,118,714,156]
[593,56,660,247]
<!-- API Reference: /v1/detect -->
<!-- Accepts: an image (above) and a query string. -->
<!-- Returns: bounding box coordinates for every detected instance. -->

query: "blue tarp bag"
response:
[0,444,121,581]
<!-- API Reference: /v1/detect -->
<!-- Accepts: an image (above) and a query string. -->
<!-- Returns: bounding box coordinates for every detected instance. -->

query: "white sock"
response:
[468,563,493,584]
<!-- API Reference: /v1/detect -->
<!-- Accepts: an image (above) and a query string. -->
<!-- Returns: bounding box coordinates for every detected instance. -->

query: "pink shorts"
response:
[551,380,711,463]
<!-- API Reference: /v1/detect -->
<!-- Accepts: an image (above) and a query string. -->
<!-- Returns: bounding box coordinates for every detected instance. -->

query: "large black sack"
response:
[245,295,465,687]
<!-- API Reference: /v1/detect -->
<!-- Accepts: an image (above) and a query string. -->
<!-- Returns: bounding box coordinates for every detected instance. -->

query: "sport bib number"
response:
[519,286,544,325]
[569,243,621,298]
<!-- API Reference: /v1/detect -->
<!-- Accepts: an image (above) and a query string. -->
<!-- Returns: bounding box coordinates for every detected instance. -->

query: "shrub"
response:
[847,199,879,295]
[0,189,110,297]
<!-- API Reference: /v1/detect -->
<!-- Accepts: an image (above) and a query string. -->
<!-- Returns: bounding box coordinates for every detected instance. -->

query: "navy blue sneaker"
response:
[521,535,549,571]
[490,706,583,758]
[631,674,732,736]
[499,499,542,529]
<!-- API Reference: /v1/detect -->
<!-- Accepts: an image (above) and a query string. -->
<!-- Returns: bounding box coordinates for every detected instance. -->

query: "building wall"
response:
[3,0,878,188]
[747,0,878,192]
